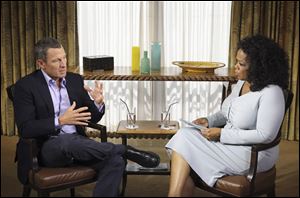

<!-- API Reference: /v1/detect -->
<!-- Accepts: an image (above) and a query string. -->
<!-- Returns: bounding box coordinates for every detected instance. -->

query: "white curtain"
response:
[77,1,232,132]
[162,1,232,122]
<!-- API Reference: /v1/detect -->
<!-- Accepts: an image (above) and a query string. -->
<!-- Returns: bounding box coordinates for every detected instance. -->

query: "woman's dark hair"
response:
[34,37,62,61]
[237,34,289,91]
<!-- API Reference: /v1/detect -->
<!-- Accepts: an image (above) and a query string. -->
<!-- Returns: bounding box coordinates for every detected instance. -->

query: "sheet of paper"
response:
[180,118,207,131]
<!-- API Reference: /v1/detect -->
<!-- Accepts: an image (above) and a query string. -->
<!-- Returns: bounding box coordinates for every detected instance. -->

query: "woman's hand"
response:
[84,81,104,105]
[201,128,221,141]
[192,117,209,127]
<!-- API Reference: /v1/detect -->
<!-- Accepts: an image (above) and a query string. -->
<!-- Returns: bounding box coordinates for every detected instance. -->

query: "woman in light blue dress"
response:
[165,35,289,197]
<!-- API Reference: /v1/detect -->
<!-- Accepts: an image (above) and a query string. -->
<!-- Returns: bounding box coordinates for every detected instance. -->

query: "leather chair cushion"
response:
[29,166,97,189]
[215,167,276,196]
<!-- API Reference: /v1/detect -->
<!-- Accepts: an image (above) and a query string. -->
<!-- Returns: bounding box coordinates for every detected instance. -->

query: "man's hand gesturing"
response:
[58,101,91,126]
[84,81,104,105]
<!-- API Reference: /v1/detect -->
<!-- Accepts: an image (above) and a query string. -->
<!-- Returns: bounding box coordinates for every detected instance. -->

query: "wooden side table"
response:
[116,120,180,196]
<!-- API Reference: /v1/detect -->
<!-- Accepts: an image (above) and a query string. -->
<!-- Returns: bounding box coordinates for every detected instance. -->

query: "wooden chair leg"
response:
[70,188,75,197]
[22,185,31,197]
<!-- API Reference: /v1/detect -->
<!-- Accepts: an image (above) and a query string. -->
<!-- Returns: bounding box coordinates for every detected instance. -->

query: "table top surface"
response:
[76,66,237,82]
[116,120,180,135]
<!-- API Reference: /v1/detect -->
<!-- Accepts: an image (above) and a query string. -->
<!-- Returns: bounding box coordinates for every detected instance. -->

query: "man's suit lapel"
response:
[65,74,77,105]
[35,70,54,115]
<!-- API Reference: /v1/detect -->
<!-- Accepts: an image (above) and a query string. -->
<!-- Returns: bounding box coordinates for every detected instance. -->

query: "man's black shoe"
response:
[124,145,160,168]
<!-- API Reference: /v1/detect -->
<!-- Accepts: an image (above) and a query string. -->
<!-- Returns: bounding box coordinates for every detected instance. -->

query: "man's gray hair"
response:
[34,37,62,61]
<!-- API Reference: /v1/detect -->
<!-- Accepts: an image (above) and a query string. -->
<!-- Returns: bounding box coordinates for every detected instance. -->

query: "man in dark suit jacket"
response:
[13,37,159,197]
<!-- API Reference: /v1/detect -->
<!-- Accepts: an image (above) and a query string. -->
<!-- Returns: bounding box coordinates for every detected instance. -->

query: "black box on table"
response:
[83,55,114,71]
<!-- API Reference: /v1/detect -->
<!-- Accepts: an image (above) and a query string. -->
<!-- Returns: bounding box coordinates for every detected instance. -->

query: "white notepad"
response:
[180,118,207,131]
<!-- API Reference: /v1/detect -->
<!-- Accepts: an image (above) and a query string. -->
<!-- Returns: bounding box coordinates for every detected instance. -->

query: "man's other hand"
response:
[58,101,91,126]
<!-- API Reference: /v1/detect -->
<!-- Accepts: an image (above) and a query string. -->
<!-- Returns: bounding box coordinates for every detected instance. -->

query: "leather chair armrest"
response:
[86,121,107,142]
[247,135,281,183]
[223,135,281,185]
[251,133,281,152]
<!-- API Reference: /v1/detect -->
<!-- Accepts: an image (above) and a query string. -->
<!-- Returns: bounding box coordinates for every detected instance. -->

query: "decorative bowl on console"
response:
[172,61,225,73]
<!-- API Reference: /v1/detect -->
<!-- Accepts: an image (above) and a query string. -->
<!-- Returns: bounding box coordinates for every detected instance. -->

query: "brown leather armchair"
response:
[6,84,107,197]
[191,89,294,197]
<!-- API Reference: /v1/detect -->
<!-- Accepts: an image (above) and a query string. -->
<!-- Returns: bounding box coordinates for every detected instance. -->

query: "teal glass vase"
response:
[141,51,150,74]
[151,42,161,71]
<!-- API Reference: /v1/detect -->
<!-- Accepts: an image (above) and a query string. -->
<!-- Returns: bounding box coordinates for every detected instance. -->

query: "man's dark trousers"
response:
[41,133,126,197]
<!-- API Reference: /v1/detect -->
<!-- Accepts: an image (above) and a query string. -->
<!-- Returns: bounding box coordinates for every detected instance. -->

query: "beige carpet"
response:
[1,136,299,197]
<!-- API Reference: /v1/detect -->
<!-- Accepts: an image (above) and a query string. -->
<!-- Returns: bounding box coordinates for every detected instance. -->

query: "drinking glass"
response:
[127,112,136,129]
[161,111,170,129]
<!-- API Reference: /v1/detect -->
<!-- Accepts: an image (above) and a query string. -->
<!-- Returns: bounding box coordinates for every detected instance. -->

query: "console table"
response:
[81,66,236,83]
